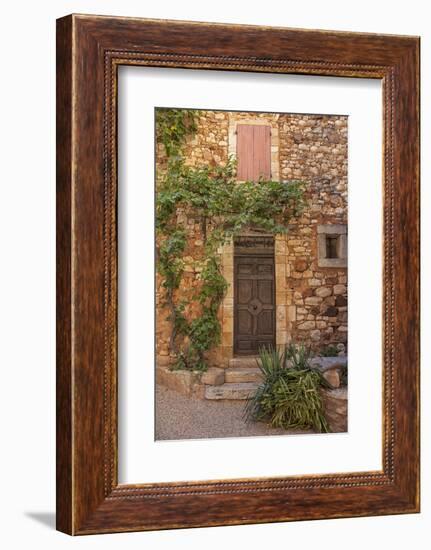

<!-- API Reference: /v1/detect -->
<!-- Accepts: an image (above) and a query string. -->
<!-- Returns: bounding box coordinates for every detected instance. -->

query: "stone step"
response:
[224,367,262,384]
[205,382,259,400]
[228,356,260,369]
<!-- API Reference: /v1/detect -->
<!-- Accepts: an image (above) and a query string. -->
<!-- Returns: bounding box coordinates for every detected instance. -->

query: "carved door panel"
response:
[234,256,275,355]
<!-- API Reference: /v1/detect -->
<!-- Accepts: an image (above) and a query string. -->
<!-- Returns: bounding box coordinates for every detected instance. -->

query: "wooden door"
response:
[234,255,275,355]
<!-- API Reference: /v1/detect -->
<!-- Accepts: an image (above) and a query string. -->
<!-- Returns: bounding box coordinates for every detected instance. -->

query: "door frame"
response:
[233,239,276,356]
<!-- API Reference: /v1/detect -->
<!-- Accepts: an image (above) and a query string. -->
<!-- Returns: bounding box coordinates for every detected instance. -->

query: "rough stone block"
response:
[323,306,338,317]
[310,329,321,341]
[275,264,286,278]
[205,382,258,400]
[156,367,201,397]
[275,240,287,254]
[320,387,348,432]
[228,357,260,369]
[276,331,289,345]
[315,287,332,298]
[201,367,225,386]
[156,355,174,367]
[225,367,262,383]
[288,305,297,322]
[297,320,315,330]
[276,290,288,304]
[275,254,286,265]
[294,259,308,272]
[222,317,233,333]
[322,368,341,388]
[223,305,234,318]
[310,356,347,370]
[222,254,234,267]
[222,266,234,279]
[222,331,233,346]
[333,284,347,295]
[276,305,287,323]
[336,330,348,343]
[305,297,323,306]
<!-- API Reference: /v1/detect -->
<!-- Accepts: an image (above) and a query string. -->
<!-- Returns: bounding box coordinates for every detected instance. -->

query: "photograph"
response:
[155,107,348,440]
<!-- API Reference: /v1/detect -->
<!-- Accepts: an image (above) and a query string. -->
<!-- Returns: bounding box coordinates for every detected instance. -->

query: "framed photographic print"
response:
[56,14,420,534]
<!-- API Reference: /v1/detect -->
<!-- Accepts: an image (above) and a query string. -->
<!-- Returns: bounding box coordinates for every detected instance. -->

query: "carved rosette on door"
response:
[234,236,275,355]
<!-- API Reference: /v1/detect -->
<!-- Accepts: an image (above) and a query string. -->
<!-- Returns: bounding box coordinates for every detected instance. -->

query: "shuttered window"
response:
[236,124,271,181]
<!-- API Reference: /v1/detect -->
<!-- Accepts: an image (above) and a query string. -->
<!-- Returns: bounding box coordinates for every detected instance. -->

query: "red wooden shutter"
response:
[236,124,271,181]
[253,125,271,180]
[237,125,254,180]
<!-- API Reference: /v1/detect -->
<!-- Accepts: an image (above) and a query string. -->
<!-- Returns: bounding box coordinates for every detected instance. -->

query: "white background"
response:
[119,67,382,483]
[0,1,428,548]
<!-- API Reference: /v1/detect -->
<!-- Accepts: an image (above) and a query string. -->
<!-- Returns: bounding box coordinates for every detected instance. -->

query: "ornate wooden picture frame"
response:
[56,14,420,535]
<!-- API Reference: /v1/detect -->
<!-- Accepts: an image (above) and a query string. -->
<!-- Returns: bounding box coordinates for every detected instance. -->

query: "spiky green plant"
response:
[245,345,330,433]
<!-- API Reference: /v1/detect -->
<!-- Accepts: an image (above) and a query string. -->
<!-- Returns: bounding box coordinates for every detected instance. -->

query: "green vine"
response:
[156,108,307,371]
[156,108,197,158]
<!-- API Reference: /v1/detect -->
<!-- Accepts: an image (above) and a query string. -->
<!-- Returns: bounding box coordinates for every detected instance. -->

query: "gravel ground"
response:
[155,385,308,440]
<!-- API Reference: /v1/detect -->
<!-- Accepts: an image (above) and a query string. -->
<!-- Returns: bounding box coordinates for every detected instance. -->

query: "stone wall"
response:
[278,114,348,353]
[156,110,348,367]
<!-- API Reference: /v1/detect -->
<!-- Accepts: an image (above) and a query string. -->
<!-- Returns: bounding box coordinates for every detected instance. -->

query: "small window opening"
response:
[326,235,339,259]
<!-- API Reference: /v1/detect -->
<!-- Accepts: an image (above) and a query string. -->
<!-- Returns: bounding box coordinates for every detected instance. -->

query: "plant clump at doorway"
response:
[244,344,330,433]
